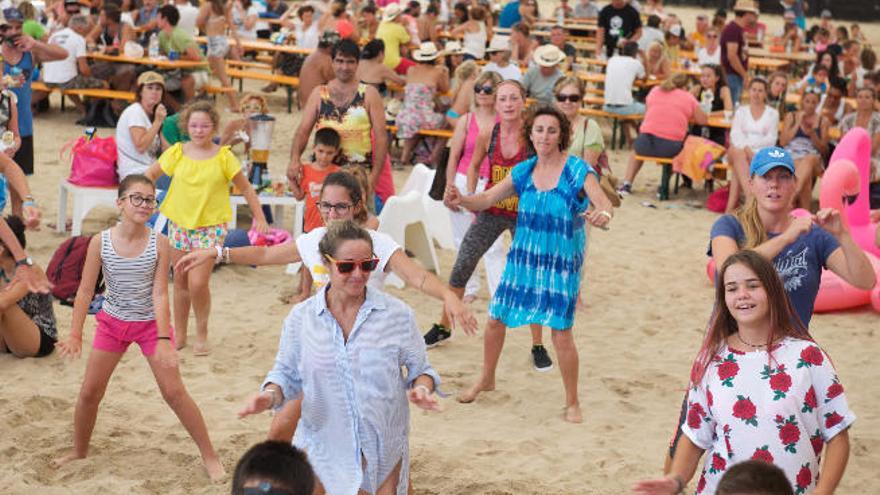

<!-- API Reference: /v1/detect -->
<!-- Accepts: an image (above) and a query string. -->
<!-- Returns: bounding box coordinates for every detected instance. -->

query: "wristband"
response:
[413,384,432,396]
[157,336,171,341]
[598,210,613,220]
[214,245,223,264]
[22,200,36,207]
[263,387,279,408]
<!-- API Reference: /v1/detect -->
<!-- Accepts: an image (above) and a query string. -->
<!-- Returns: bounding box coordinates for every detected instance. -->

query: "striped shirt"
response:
[263,286,441,495]
[100,228,157,321]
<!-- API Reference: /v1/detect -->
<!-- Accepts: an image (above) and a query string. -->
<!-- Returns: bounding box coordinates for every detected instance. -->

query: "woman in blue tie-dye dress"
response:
[448,106,614,423]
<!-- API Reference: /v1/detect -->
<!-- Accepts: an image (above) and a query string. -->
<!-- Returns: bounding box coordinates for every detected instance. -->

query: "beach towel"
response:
[672,135,726,182]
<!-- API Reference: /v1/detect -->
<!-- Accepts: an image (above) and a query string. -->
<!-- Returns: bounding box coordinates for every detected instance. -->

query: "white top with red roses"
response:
[682,337,855,495]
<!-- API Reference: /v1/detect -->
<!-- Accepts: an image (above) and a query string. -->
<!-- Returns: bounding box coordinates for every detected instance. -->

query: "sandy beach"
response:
[0,6,878,494]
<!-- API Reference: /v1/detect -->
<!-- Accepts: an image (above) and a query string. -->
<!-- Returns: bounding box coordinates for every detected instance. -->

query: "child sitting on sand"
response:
[146,101,268,354]
[54,174,225,481]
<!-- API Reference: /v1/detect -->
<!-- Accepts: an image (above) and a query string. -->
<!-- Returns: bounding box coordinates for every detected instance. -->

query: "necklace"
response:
[735,332,769,349]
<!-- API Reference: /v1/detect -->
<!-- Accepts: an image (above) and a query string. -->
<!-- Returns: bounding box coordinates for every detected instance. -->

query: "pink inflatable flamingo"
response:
[812,128,880,312]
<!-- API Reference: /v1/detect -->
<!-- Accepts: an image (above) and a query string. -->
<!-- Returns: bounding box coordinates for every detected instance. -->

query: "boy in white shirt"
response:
[602,41,645,142]
[37,15,105,115]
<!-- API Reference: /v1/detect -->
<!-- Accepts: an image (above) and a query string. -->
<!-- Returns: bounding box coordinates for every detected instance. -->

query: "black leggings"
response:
[448,212,516,289]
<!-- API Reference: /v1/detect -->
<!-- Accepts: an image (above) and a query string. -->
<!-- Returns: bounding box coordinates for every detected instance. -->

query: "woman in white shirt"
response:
[231,0,259,41]
[696,29,721,67]
[726,78,780,213]
[451,5,487,61]
[115,71,166,180]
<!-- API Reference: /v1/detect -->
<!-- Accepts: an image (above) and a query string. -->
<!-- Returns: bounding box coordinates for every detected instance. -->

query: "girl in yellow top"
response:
[146,101,268,355]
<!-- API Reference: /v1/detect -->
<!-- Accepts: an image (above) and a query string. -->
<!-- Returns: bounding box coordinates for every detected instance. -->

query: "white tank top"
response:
[463,22,487,59]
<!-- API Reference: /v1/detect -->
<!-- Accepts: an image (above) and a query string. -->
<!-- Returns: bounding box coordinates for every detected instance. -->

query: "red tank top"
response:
[486,123,529,218]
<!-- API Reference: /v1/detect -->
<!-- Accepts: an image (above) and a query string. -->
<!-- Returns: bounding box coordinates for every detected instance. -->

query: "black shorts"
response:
[13,135,33,176]
[36,331,56,357]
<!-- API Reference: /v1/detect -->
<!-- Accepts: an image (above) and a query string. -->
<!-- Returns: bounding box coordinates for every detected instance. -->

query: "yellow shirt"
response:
[376,20,410,70]
[158,143,242,229]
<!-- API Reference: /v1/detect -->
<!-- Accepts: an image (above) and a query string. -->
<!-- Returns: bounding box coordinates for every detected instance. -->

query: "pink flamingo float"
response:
[810,127,880,312]
[706,128,880,312]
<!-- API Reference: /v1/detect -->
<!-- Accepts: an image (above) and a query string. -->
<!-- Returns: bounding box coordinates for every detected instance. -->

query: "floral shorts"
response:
[167,221,227,252]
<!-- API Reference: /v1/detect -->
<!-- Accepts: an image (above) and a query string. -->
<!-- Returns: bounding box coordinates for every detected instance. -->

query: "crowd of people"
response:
[0,0,877,494]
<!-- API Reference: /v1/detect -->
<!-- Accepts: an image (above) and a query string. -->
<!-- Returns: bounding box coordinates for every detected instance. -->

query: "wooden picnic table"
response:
[195,36,313,55]
[748,47,815,64]
[87,52,207,69]
[705,111,841,139]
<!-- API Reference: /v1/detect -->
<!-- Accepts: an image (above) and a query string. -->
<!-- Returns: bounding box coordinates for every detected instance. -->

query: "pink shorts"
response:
[93,310,175,356]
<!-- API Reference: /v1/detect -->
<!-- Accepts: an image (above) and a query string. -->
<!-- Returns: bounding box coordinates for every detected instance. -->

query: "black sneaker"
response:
[531,345,553,372]
[424,324,451,348]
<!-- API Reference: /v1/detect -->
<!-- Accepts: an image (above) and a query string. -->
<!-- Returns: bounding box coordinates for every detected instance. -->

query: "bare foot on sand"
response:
[193,340,211,356]
[204,457,226,482]
[456,378,495,403]
[51,451,85,468]
[564,404,583,424]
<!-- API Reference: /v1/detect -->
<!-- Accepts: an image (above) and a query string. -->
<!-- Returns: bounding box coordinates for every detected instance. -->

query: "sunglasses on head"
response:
[555,94,580,103]
[325,254,380,274]
[474,84,495,95]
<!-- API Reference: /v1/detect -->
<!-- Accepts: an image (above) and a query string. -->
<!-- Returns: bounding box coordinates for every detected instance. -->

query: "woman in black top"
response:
[690,64,732,146]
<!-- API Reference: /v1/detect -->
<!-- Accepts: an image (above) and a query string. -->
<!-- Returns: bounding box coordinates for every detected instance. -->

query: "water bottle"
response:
[556,8,565,25]
[148,33,159,59]
[261,169,271,190]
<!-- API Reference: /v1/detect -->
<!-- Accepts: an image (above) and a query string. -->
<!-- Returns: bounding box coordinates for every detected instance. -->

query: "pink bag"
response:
[62,135,119,186]
[706,185,729,213]
[248,227,292,247]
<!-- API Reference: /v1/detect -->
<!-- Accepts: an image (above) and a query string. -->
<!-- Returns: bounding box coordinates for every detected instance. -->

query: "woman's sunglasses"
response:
[325,254,380,274]
[474,84,495,95]
[555,94,581,103]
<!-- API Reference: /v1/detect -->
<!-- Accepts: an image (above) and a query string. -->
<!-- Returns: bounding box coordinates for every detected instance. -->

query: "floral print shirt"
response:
[682,337,855,495]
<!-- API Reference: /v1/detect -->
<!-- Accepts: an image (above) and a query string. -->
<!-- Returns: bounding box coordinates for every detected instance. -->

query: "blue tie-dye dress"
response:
[488,154,595,330]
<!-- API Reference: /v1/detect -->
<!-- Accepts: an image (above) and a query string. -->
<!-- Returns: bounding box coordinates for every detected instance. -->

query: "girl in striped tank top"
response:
[54,175,225,481]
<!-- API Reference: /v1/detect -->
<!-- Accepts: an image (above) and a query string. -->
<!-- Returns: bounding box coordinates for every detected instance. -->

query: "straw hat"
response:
[486,36,511,53]
[137,71,166,87]
[732,0,758,14]
[532,45,565,68]
[413,42,441,61]
[443,41,464,56]
[382,3,403,21]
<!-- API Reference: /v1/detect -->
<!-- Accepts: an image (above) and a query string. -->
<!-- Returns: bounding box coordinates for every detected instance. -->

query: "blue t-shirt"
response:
[3,52,34,137]
[498,1,521,28]
[708,215,840,327]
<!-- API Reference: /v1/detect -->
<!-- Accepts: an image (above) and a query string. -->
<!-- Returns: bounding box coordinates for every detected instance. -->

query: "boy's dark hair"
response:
[314,127,341,149]
[232,441,315,495]
[332,39,360,60]
[103,4,122,24]
[361,39,385,60]
[361,4,377,14]
[2,215,26,251]
[621,41,639,58]
[647,14,661,28]
[118,174,156,199]
[158,4,180,26]
[716,460,794,495]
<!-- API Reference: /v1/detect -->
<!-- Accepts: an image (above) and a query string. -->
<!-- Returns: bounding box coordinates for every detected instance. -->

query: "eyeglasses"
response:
[317,201,354,214]
[474,84,495,95]
[555,94,581,103]
[124,194,157,208]
[325,254,380,274]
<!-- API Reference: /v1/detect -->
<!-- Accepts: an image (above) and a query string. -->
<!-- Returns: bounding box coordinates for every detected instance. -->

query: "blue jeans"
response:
[603,102,645,115]
[727,74,744,105]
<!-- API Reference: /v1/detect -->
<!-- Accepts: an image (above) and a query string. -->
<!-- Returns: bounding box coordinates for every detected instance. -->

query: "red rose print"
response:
[775,414,800,453]
[709,452,726,474]
[751,445,774,463]
[707,389,713,408]
[687,402,706,429]
[795,464,812,494]
[810,430,824,456]
[732,395,758,426]
[779,423,800,445]
[696,471,706,493]
[825,411,844,429]
[802,386,817,413]
[826,382,844,402]
[762,365,792,400]
[717,355,739,387]
[798,345,824,368]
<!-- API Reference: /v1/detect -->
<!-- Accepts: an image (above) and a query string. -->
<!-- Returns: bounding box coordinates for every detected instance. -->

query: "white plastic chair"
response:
[57,180,119,236]
[378,190,440,289]
[398,163,456,250]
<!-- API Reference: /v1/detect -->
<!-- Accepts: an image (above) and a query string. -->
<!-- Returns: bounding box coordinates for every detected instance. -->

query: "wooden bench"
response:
[580,108,642,149]
[386,125,454,139]
[226,68,299,112]
[227,59,273,71]
[634,154,677,200]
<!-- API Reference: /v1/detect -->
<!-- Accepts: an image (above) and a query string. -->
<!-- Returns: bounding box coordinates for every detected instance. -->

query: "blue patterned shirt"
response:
[263,286,441,495]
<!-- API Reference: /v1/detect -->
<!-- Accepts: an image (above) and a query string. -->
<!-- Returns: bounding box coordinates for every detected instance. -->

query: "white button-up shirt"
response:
[263,286,441,495]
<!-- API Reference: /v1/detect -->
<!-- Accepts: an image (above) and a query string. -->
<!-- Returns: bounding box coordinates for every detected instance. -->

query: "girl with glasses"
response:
[54,174,225,481]
[240,220,442,495]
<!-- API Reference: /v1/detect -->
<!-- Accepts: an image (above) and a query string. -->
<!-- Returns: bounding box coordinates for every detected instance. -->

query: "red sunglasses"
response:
[325,254,380,274]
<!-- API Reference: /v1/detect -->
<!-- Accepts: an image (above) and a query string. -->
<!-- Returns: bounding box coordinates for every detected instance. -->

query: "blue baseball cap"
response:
[749,146,795,177]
